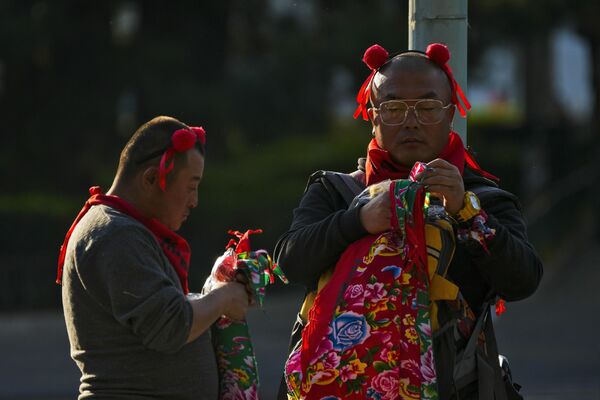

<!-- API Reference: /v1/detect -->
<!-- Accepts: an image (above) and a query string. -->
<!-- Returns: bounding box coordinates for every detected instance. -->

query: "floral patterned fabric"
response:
[285,180,439,400]
[213,317,259,399]
[207,230,288,399]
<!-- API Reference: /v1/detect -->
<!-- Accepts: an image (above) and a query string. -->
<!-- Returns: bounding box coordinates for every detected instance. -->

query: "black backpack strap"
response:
[482,308,511,400]
[453,298,511,400]
[306,170,366,207]
[332,172,365,205]
[453,302,490,390]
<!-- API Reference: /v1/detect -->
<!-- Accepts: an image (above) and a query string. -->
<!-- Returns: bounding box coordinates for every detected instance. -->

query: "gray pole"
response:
[408,0,469,143]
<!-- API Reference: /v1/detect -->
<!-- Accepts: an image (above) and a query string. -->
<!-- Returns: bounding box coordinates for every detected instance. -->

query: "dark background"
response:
[1,1,599,398]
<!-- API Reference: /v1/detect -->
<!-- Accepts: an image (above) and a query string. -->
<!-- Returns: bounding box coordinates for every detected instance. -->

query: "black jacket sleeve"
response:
[273,178,368,289]
[451,188,543,307]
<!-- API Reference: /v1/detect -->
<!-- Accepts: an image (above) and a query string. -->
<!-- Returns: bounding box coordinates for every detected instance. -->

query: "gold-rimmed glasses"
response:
[371,99,453,125]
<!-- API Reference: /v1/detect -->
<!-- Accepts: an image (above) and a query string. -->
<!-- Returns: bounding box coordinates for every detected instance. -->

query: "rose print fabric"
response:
[213,317,259,399]
[286,180,439,400]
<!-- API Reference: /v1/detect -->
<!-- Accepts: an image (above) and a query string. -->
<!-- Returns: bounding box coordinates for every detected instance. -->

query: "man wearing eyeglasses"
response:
[275,44,542,400]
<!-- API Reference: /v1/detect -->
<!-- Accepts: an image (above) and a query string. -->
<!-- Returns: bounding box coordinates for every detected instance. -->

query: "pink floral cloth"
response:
[285,180,439,400]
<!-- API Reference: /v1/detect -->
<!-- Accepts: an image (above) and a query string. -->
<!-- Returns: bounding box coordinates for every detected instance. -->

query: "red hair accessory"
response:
[362,44,389,70]
[353,44,389,121]
[158,126,206,191]
[425,43,471,117]
[353,42,472,121]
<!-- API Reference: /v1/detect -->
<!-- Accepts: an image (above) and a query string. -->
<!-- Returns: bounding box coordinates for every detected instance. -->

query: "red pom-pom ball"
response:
[191,126,206,145]
[362,44,389,70]
[171,129,197,152]
[426,43,450,66]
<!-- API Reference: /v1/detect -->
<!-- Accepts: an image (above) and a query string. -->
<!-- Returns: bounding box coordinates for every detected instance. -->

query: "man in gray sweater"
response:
[57,116,250,399]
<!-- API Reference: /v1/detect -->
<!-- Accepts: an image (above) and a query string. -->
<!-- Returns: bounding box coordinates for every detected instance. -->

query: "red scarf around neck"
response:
[56,186,191,294]
[365,131,498,186]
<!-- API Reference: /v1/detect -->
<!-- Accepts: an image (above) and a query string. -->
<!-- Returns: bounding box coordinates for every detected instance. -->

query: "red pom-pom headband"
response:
[158,127,206,191]
[425,43,471,117]
[353,44,389,121]
[353,43,471,121]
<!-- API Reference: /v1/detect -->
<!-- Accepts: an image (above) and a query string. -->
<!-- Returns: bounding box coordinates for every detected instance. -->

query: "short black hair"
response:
[117,116,205,180]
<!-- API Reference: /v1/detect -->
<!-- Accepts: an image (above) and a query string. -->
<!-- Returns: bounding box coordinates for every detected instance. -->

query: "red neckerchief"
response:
[365,131,498,186]
[56,186,191,294]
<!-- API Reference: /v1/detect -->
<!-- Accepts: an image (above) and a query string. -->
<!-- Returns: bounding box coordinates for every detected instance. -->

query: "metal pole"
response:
[409,0,469,143]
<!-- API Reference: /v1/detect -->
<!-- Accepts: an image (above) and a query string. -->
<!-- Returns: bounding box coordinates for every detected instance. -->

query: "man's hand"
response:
[212,281,252,321]
[359,188,392,234]
[233,272,256,306]
[187,277,253,343]
[415,158,465,214]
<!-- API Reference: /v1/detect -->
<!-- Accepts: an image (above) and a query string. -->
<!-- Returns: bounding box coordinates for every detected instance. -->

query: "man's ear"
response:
[141,166,160,191]
[367,107,378,126]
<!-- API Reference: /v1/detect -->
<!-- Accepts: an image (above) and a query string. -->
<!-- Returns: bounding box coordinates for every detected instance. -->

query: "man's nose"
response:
[403,106,420,129]
[189,192,198,208]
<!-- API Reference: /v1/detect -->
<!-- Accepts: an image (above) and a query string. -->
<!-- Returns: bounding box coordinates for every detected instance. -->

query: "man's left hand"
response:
[234,271,256,306]
[415,158,464,215]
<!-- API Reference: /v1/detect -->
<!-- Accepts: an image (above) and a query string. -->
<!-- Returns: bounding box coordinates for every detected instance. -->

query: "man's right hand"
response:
[359,189,392,234]
[212,281,251,321]
[186,280,251,343]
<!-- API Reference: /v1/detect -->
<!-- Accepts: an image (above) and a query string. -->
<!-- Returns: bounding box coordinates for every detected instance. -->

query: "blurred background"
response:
[1,0,599,399]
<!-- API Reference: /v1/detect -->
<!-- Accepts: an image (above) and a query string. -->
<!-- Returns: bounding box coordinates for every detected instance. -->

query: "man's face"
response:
[369,60,454,168]
[154,149,204,231]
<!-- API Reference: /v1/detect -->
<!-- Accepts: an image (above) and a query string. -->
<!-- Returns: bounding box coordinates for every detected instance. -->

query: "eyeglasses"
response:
[371,99,453,126]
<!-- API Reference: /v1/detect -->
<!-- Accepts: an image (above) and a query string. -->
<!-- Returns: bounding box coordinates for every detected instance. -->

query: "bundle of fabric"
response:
[285,164,441,400]
[206,229,288,400]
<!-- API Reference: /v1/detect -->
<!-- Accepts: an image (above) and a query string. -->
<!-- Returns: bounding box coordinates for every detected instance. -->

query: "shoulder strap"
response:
[453,298,509,400]
[332,172,365,205]
[453,302,490,389]
[483,308,510,400]
[306,170,366,207]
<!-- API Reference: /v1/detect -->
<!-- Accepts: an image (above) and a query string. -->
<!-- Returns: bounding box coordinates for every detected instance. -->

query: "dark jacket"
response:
[275,166,542,308]
[274,160,543,399]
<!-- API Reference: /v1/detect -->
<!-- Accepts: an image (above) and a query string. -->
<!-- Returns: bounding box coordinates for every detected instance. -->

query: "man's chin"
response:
[169,222,182,231]
[391,150,434,167]
[390,154,421,168]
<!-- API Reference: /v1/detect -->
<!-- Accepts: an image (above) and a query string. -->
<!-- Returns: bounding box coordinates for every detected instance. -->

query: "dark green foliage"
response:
[1,1,598,309]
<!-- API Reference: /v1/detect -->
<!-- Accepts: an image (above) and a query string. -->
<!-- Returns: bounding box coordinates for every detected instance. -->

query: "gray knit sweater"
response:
[62,204,218,399]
